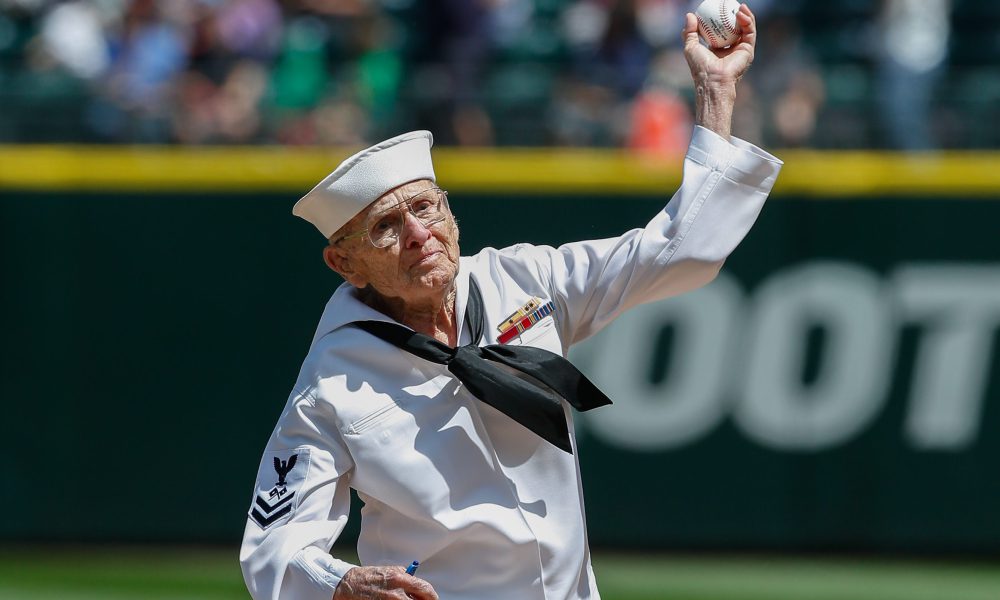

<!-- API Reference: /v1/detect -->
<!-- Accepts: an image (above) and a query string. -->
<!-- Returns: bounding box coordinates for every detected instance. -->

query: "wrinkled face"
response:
[324,179,461,306]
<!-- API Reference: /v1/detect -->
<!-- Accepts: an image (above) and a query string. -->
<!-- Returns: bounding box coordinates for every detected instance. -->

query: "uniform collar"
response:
[310,258,471,349]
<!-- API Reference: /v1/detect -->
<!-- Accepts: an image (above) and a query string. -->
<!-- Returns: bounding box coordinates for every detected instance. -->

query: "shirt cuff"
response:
[291,546,359,597]
[687,125,783,191]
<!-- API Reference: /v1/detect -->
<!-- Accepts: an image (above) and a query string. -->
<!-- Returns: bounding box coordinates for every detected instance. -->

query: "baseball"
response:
[696,0,742,49]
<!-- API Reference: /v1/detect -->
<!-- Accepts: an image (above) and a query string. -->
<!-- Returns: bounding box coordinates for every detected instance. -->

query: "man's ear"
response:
[323,245,368,288]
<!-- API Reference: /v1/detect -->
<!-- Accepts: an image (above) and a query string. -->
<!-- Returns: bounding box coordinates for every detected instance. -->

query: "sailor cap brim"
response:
[292,131,436,238]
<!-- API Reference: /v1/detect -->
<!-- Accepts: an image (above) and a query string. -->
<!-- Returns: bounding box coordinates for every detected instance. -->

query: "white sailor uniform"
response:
[240,127,782,600]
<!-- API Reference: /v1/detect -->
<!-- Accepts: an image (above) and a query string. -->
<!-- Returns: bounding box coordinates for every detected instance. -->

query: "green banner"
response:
[2,191,997,552]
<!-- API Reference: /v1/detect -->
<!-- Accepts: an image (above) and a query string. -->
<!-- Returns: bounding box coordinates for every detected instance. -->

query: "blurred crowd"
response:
[0,0,996,150]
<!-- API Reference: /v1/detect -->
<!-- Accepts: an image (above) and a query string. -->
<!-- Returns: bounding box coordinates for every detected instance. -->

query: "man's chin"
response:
[409,261,458,288]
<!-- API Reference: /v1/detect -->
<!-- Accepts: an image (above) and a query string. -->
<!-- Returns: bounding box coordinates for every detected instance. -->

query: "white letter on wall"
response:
[573,273,743,451]
[894,265,1000,450]
[735,262,894,451]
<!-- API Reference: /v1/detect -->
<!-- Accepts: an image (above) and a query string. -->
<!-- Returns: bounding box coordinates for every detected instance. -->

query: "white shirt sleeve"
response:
[240,389,358,600]
[519,126,783,346]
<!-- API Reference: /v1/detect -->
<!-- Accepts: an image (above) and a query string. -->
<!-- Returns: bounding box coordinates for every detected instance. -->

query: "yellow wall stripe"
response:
[1,145,999,196]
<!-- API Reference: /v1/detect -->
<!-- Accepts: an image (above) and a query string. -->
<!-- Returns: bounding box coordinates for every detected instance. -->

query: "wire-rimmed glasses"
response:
[335,187,450,248]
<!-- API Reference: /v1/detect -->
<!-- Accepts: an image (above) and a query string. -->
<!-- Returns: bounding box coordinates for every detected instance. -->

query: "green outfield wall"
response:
[1,148,998,553]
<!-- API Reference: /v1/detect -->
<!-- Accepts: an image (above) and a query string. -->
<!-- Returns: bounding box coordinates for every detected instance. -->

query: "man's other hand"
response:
[333,566,438,600]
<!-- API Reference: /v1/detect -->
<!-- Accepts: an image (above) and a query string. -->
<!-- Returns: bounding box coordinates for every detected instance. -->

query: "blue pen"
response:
[405,560,420,575]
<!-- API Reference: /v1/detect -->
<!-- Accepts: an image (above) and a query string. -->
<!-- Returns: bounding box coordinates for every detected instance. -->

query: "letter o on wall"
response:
[734,262,895,451]
[577,274,743,451]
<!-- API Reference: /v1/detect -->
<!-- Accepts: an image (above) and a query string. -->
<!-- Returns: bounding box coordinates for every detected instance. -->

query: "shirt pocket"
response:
[505,315,558,349]
[340,396,456,512]
[346,400,407,435]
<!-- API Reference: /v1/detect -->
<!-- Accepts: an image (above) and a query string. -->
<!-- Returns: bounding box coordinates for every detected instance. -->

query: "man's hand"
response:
[682,3,757,138]
[333,566,438,600]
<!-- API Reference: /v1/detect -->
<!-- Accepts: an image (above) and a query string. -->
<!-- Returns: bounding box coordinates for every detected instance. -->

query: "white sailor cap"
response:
[292,130,436,238]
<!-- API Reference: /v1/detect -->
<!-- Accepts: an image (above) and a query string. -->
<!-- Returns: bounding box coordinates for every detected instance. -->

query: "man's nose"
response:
[401,211,432,248]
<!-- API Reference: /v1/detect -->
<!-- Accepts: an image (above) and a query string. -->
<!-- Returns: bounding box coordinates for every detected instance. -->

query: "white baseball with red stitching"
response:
[696,0,741,49]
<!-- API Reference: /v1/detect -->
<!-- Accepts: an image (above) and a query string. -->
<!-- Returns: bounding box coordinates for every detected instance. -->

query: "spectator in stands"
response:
[89,0,187,142]
[747,12,825,147]
[875,0,952,150]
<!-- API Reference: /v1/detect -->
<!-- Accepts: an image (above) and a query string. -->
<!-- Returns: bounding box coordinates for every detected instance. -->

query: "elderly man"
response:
[241,6,780,600]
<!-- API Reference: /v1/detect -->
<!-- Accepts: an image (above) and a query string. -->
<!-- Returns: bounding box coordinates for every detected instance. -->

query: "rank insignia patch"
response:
[248,449,310,529]
[497,298,555,344]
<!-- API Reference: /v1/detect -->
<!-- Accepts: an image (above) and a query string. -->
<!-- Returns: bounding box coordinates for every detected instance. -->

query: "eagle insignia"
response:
[249,450,309,529]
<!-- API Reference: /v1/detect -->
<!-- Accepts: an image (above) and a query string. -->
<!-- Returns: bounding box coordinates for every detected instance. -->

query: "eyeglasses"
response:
[335,187,450,248]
